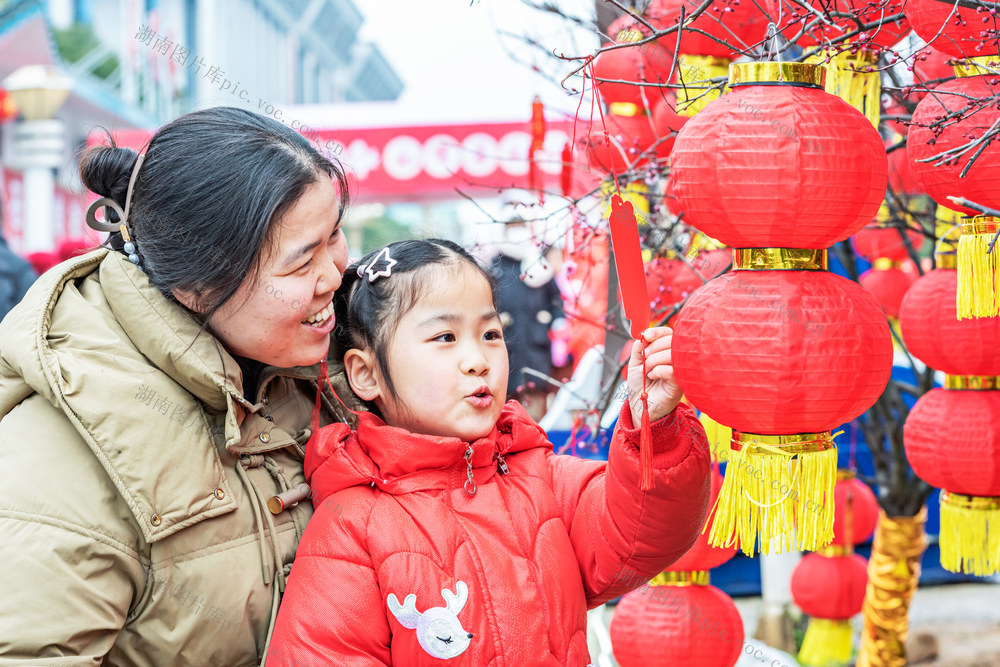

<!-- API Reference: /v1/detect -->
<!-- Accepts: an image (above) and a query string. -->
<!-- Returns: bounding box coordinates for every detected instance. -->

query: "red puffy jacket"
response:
[268,401,710,666]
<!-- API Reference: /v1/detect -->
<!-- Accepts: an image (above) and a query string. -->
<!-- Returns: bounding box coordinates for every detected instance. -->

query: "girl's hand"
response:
[626,327,682,425]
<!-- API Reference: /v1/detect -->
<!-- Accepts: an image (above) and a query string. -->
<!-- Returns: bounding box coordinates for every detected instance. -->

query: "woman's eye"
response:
[485,330,503,341]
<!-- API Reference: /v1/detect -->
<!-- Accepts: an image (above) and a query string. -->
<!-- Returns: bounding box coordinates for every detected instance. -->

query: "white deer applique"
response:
[387,581,474,659]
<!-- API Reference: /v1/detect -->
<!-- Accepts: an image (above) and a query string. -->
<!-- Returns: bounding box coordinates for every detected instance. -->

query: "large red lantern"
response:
[671,62,893,555]
[904,0,1000,59]
[671,64,887,248]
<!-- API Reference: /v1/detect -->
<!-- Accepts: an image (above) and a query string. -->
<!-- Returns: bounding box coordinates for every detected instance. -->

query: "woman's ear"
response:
[344,348,383,402]
[172,287,204,313]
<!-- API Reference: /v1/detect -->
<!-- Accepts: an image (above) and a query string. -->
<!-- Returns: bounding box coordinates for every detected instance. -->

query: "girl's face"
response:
[204,177,348,370]
[350,263,509,442]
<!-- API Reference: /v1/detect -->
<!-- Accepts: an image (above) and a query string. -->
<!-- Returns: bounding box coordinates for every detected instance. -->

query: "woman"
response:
[0,107,358,665]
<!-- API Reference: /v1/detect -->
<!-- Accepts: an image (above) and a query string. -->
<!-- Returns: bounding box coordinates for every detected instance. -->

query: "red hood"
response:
[305,401,551,506]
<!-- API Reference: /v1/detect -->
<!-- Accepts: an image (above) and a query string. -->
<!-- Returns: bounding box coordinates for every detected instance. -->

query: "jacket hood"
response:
[305,401,550,505]
[0,249,323,542]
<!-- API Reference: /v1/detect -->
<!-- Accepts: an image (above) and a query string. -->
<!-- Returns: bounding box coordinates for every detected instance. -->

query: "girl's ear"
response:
[172,287,204,313]
[344,348,383,402]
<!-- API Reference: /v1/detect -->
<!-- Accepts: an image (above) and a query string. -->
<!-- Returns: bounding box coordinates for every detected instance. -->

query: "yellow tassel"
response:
[675,54,731,117]
[799,618,855,667]
[956,217,1000,319]
[939,491,1000,576]
[808,50,881,127]
[707,432,837,555]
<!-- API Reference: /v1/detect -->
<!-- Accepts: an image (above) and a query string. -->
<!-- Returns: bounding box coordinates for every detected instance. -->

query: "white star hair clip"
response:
[356,246,398,283]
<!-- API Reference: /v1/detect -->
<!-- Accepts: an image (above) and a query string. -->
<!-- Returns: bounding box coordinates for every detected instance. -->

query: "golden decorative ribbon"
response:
[733,248,828,271]
[729,62,826,88]
[649,571,710,587]
[945,375,1000,390]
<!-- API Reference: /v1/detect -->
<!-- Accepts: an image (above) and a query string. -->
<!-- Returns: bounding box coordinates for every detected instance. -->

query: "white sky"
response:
[353,0,600,123]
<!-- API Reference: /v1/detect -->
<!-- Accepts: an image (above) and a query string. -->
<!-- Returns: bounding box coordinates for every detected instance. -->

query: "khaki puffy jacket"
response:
[0,249,353,666]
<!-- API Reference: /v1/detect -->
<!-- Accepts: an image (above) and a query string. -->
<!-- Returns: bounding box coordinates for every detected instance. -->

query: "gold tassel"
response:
[676,54,731,117]
[799,618,854,667]
[707,432,837,555]
[808,49,881,127]
[856,509,928,667]
[956,216,1000,319]
[939,491,1000,576]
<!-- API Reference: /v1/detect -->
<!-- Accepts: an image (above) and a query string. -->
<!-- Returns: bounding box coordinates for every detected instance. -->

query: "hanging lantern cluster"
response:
[904,0,1000,60]
[791,471,878,667]
[776,0,910,127]
[907,71,1000,319]
[900,239,1000,576]
[610,467,745,667]
[670,62,893,554]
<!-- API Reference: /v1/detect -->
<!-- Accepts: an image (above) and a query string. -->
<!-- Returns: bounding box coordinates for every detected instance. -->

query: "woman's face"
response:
[206,176,348,369]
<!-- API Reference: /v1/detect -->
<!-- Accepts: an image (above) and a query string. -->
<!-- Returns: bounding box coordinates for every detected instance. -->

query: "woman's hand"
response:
[626,327,682,425]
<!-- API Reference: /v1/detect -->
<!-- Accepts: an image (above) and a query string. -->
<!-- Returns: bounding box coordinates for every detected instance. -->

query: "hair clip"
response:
[85,154,146,269]
[356,246,397,283]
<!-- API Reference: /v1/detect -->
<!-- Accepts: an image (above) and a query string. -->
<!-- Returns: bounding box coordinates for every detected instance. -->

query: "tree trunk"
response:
[856,508,928,667]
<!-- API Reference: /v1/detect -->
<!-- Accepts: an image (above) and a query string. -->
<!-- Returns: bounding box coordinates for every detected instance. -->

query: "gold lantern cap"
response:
[729,62,826,89]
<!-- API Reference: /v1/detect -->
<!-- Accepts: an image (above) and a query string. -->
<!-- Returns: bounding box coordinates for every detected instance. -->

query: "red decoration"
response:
[672,270,892,433]
[904,0,1000,59]
[859,265,916,319]
[900,268,1000,376]
[853,225,925,262]
[777,0,909,50]
[905,389,1000,498]
[791,553,869,619]
[0,88,17,123]
[671,77,888,248]
[610,584,744,667]
[650,0,772,58]
[584,112,658,174]
[528,97,546,205]
[651,98,687,159]
[592,39,674,107]
[645,257,704,325]
[908,75,1000,215]
[912,46,956,93]
[832,476,879,546]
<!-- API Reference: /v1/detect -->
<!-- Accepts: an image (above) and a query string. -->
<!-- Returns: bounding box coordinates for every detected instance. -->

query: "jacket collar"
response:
[306,401,551,502]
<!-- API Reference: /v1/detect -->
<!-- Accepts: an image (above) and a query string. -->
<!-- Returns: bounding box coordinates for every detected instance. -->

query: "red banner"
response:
[0,168,97,254]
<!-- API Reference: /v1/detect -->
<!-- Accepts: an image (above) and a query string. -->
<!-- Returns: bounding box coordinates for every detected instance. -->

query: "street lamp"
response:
[2,65,73,252]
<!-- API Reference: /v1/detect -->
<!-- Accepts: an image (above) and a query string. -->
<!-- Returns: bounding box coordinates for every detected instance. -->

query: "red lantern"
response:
[645,257,703,324]
[792,553,868,620]
[907,75,1000,215]
[650,0,772,58]
[853,225,925,262]
[592,36,675,108]
[673,270,892,433]
[859,264,916,319]
[0,88,18,123]
[610,583,744,667]
[583,111,658,174]
[651,97,687,158]
[671,65,887,248]
[904,0,1000,59]
[900,266,1000,376]
[832,474,880,546]
[912,45,957,95]
[777,0,909,50]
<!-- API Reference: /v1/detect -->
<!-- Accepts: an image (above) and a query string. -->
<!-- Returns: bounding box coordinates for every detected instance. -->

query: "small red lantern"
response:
[592,34,675,108]
[583,110,658,174]
[792,553,868,620]
[671,64,887,248]
[859,263,917,319]
[645,257,703,324]
[650,0,772,58]
[904,0,1000,59]
[0,88,18,123]
[853,223,925,263]
[651,98,687,159]
[777,0,909,50]
[912,46,957,95]
[831,473,880,547]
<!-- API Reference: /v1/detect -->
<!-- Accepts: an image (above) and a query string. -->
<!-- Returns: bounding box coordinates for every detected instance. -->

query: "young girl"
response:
[268,239,710,665]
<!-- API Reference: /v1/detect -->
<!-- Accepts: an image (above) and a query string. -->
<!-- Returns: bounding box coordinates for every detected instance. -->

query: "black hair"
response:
[78,106,350,324]
[333,239,499,404]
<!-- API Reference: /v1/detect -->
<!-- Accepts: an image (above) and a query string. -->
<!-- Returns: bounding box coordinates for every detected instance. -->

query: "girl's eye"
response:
[329,227,342,242]
[485,330,503,341]
[433,333,456,343]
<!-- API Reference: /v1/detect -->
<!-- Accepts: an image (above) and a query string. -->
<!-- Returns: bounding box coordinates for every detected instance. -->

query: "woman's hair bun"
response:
[79,135,139,207]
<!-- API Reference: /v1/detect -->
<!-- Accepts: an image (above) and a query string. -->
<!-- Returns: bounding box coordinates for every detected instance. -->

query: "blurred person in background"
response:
[491,217,565,422]
[0,211,37,324]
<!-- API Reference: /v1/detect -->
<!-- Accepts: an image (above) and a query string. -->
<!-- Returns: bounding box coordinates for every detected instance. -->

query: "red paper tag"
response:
[608,193,650,339]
